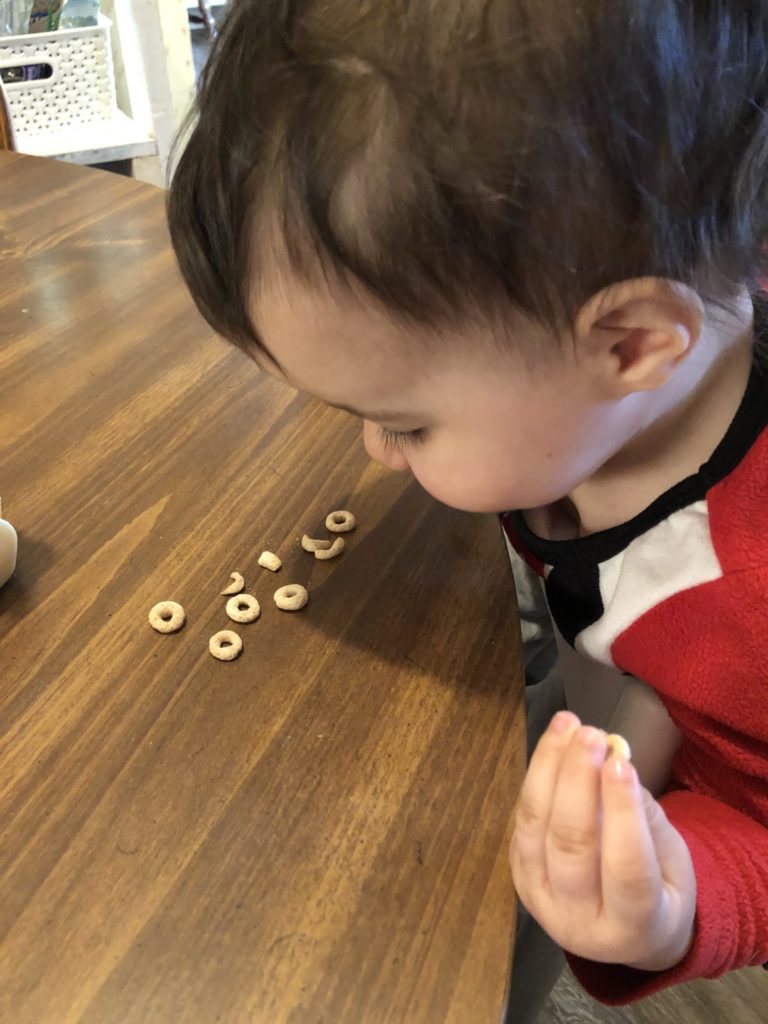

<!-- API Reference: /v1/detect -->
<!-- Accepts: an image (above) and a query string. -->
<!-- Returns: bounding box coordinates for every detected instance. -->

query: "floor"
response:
[543,963,768,1023]
[189,13,768,1024]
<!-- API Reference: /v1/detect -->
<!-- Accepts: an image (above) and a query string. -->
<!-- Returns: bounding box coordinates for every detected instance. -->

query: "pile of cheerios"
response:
[148,510,356,661]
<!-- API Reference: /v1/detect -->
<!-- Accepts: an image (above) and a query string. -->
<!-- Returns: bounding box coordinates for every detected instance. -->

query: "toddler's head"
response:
[168,1,768,512]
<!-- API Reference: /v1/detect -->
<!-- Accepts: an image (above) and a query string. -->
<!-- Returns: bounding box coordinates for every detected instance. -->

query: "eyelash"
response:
[376,426,426,450]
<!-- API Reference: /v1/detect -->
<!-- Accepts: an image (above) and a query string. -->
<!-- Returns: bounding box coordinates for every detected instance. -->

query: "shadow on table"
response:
[295,475,521,699]
[0,531,54,622]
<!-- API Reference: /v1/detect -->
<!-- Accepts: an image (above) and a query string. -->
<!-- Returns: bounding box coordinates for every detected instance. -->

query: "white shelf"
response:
[14,108,156,164]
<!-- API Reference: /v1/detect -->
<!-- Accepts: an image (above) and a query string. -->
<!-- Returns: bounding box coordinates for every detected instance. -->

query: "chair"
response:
[197,0,218,39]
[0,76,15,150]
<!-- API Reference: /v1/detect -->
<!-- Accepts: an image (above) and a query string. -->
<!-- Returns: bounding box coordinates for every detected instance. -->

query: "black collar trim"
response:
[505,357,768,568]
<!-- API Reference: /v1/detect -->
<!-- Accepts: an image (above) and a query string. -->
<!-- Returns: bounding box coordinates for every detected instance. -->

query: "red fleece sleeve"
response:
[561,562,768,1004]
[515,433,768,1004]
[565,790,768,1005]
[561,561,768,999]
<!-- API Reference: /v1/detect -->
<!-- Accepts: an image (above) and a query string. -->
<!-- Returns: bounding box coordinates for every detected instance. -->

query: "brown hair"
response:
[167,1,768,350]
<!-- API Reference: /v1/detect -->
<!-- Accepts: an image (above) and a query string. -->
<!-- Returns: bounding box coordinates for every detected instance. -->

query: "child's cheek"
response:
[408,445,517,514]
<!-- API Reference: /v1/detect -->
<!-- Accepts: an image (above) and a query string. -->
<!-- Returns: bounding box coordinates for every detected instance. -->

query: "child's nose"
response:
[362,420,409,472]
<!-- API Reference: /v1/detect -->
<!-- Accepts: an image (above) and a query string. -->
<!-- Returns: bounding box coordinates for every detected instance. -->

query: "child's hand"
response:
[510,711,697,972]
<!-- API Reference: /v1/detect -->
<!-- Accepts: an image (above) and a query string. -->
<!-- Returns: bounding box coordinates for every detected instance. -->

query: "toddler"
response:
[167,0,768,1015]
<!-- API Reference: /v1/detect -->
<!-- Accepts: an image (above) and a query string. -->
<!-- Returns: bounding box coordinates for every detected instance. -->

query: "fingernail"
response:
[551,711,578,735]
[610,756,633,781]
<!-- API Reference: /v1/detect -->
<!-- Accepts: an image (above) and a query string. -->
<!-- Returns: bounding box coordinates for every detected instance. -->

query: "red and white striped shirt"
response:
[502,358,768,1004]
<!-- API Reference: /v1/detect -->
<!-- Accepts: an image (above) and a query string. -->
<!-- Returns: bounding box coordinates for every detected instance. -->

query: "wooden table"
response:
[0,152,525,1024]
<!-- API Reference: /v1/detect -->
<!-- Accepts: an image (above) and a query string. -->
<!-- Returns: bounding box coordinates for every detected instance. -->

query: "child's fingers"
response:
[512,711,581,894]
[600,755,662,923]
[545,726,607,900]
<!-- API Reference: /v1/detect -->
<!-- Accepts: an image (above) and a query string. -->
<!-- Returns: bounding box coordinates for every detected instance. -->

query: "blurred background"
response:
[0,0,228,182]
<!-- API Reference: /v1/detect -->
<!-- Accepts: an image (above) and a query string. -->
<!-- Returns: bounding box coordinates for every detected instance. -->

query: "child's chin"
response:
[436,493,531,515]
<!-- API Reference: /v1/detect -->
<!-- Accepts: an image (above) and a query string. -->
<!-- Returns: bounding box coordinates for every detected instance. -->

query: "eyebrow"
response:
[245,327,413,423]
[324,399,414,424]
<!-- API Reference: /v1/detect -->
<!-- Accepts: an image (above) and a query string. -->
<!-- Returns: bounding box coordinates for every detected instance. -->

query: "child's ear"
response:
[575,278,705,397]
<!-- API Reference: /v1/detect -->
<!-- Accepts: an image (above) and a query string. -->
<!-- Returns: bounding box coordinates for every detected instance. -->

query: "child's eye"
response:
[376,426,426,450]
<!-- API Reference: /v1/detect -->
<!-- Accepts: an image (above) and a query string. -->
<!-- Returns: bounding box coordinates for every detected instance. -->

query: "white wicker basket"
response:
[0,15,116,139]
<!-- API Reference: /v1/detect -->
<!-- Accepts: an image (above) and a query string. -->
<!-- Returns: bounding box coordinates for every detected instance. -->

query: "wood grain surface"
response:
[0,152,525,1024]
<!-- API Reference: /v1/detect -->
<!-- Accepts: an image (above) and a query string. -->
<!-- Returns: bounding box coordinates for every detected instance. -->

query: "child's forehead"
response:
[247,266,532,419]
[250,272,422,391]
[252,266,476,372]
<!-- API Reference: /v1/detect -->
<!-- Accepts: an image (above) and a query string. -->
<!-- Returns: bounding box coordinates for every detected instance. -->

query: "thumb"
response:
[641,786,695,892]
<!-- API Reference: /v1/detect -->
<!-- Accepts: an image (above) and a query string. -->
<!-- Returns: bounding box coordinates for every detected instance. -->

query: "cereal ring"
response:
[301,534,331,552]
[314,536,345,560]
[226,593,261,623]
[209,629,243,661]
[606,733,632,761]
[325,510,356,533]
[220,571,245,595]
[273,584,308,611]
[149,601,185,634]
[258,551,282,572]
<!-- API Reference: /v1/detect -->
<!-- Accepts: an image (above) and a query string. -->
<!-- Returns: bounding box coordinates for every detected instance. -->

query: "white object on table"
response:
[0,497,18,589]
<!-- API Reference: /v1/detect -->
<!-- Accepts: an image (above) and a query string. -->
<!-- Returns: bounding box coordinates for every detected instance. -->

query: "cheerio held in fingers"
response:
[605,734,632,762]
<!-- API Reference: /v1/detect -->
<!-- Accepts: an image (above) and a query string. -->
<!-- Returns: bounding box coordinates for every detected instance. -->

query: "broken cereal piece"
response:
[301,534,331,552]
[258,550,282,572]
[314,537,345,560]
[220,571,245,596]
